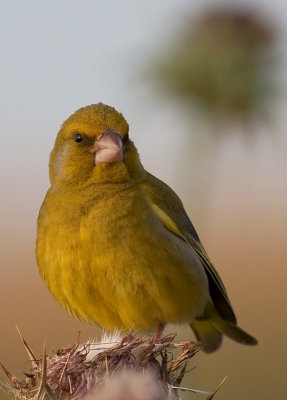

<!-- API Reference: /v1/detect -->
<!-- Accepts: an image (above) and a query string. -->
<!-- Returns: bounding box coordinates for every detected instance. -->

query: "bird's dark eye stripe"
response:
[74,133,84,143]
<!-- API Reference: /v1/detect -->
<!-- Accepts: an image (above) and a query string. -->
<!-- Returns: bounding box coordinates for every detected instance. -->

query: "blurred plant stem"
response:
[179,118,225,229]
[147,7,277,221]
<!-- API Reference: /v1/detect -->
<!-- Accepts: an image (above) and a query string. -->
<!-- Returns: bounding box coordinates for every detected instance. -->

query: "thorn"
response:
[0,375,18,398]
[171,385,213,396]
[68,375,73,394]
[15,325,39,368]
[0,362,20,387]
[58,349,72,395]
[41,341,47,383]
[175,363,187,387]
[105,354,109,377]
[76,331,81,346]
[206,376,227,400]
[34,341,57,400]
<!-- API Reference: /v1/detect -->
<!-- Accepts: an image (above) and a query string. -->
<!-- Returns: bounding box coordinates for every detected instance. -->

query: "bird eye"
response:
[74,133,84,143]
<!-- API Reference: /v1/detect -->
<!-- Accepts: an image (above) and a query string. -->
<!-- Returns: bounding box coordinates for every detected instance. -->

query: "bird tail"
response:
[190,313,258,353]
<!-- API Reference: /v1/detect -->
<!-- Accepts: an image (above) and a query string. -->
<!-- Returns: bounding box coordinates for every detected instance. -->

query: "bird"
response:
[36,102,257,352]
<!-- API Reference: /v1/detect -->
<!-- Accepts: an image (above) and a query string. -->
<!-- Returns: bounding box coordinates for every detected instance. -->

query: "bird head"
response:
[49,103,144,189]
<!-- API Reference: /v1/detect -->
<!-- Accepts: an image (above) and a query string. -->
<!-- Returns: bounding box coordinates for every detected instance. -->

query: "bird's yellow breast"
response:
[36,176,209,332]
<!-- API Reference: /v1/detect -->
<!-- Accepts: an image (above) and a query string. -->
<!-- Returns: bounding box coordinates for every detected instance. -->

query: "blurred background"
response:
[0,1,286,399]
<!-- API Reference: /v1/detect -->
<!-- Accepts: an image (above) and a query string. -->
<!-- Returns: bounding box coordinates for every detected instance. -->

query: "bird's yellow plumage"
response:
[36,103,257,352]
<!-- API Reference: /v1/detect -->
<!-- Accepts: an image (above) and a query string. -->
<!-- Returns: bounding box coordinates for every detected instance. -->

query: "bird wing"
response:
[141,172,236,324]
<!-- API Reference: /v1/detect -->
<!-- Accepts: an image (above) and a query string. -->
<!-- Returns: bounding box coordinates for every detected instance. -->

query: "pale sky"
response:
[1,0,286,222]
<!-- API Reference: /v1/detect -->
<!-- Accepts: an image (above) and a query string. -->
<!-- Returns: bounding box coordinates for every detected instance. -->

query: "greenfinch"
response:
[36,103,257,352]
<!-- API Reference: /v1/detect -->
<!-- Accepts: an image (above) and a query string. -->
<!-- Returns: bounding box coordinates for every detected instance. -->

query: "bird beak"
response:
[92,130,123,164]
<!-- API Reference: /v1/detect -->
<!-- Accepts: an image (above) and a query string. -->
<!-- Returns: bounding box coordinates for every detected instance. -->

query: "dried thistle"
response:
[0,332,222,400]
[149,8,276,123]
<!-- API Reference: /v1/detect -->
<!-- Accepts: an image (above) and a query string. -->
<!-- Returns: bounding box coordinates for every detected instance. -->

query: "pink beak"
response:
[93,130,123,164]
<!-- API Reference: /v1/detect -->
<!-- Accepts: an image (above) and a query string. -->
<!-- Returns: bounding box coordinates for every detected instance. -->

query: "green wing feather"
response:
[141,172,236,323]
[141,172,257,351]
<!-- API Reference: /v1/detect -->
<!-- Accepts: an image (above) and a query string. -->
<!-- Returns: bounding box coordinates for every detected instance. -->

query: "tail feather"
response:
[190,313,257,353]
[190,319,222,353]
[211,313,258,346]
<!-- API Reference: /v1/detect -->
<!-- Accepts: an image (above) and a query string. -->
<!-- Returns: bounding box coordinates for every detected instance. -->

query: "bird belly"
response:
[37,186,209,332]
